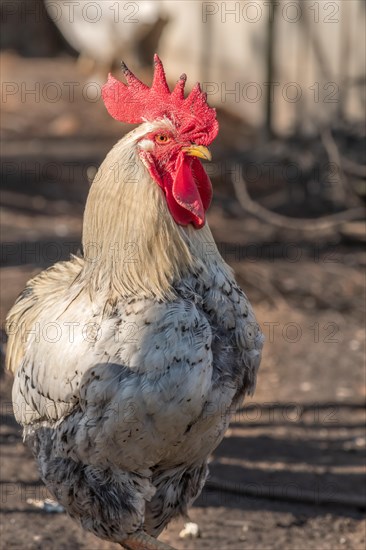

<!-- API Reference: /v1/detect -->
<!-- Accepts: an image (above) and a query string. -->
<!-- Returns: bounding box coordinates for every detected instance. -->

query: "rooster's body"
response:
[6,58,263,548]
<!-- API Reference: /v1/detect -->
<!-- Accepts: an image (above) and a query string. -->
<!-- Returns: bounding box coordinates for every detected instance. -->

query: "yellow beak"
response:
[182,144,212,161]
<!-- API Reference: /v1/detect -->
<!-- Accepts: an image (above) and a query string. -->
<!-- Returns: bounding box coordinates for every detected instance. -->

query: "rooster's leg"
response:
[121,531,175,550]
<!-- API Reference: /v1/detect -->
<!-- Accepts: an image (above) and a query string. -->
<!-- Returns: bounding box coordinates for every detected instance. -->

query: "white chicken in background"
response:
[6,56,263,549]
[44,0,168,73]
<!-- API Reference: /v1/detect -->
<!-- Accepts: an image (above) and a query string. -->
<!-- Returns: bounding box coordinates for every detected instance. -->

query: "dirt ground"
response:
[1,54,365,549]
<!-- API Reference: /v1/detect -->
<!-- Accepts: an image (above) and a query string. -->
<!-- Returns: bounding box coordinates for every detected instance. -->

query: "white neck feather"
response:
[81,125,223,302]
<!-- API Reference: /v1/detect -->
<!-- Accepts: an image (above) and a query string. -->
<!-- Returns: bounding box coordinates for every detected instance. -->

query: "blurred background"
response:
[1,1,365,548]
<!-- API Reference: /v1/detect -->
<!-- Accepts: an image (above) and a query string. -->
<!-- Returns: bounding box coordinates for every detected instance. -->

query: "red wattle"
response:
[169,154,212,228]
[144,152,212,228]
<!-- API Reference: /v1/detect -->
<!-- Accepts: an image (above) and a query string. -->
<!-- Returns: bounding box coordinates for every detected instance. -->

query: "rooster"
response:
[6,56,263,549]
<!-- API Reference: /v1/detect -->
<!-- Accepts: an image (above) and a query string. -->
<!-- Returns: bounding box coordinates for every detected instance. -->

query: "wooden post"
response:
[338,0,352,121]
[201,1,212,85]
[264,0,278,139]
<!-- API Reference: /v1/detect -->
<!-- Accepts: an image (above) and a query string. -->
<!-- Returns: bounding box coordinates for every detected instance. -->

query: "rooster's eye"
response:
[155,134,170,144]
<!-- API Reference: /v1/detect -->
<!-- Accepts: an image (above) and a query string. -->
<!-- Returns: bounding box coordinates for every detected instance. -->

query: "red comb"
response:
[102,54,218,146]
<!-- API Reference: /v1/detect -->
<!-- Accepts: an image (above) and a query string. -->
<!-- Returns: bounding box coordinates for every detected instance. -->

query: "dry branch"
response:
[232,171,365,233]
[320,129,348,204]
[339,155,366,179]
[321,129,366,206]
